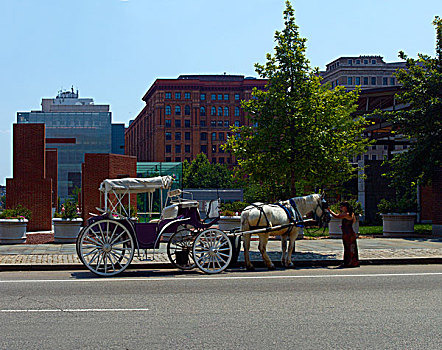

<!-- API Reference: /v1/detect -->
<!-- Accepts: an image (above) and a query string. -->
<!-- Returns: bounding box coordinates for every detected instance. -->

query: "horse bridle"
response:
[312,198,330,228]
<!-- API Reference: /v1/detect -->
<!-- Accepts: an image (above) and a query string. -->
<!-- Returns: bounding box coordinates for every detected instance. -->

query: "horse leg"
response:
[281,234,288,267]
[286,229,298,268]
[243,233,254,271]
[258,234,275,270]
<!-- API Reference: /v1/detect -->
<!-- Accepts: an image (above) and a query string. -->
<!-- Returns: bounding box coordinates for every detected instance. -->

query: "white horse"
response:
[241,194,326,270]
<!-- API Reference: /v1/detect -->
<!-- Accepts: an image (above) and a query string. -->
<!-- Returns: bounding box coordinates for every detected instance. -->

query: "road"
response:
[0,265,441,350]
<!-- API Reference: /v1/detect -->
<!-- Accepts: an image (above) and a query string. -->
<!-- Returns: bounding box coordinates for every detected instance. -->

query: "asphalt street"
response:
[0,265,441,350]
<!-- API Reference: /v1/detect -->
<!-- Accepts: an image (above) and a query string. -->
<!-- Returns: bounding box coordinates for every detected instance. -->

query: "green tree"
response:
[183,153,235,189]
[384,16,442,190]
[224,1,370,201]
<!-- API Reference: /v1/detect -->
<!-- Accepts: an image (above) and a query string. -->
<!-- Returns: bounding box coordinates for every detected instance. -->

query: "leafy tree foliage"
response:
[384,16,442,189]
[183,153,235,189]
[224,1,370,201]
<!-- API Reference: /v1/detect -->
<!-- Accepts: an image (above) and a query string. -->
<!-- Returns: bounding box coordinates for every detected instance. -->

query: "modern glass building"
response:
[17,89,113,202]
[111,123,125,155]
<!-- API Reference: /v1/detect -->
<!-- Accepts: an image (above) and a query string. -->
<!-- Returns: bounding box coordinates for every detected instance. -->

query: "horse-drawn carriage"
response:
[76,176,329,276]
[76,176,241,276]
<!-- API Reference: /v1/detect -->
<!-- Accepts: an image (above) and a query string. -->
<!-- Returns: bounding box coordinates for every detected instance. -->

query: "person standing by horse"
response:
[327,201,360,268]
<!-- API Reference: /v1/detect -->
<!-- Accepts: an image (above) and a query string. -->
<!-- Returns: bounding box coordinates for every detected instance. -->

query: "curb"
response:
[1,257,441,272]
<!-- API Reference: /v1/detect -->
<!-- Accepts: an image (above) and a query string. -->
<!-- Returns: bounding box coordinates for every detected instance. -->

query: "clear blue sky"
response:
[0,0,439,184]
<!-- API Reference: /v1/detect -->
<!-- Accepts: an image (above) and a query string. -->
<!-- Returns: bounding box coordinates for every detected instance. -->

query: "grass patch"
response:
[303,224,433,237]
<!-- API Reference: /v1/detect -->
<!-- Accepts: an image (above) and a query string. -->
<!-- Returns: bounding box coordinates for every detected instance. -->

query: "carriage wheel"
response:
[193,228,232,274]
[77,219,135,276]
[167,227,196,270]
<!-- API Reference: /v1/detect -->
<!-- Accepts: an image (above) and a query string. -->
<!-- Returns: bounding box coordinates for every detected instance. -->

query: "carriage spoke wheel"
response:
[77,219,135,276]
[193,228,232,274]
[167,227,196,270]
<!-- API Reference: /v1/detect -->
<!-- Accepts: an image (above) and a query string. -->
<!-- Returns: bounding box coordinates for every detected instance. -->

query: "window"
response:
[175,145,181,153]
[185,92,191,99]
[165,157,171,162]
[347,77,353,85]
[390,77,395,85]
[227,158,231,164]
[165,105,171,115]
[218,107,222,116]
[364,154,369,161]
[185,145,190,153]
[383,77,388,86]
[200,120,206,127]
[219,146,224,153]
[218,94,222,100]
[165,145,171,153]
[235,93,240,100]
[219,133,224,141]
[384,145,388,150]
[201,145,207,153]
[356,155,361,161]
[371,155,377,160]
[175,92,181,99]
[211,120,216,127]
[234,107,240,116]
[185,132,190,140]
[371,77,376,85]
[165,132,172,141]
[217,120,223,127]
[224,107,229,116]
[348,59,352,65]
[175,157,181,162]
[371,59,376,64]
[211,94,216,100]
[184,120,190,128]
[234,120,240,127]
[175,132,181,141]
[355,77,361,85]
[224,120,229,127]
[200,132,207,141]
[185,105,190,115]
[165,92,172,99]
[211,132,216,141]
[175,105,181,115]
[331,81,335,88]
[175,120,181,127]
[363,59,368,64]
[224,94,229,100]
[212,145,217,153]
[200,93,206,101]
[363,77,369,85]
[356,59,360,64]
[211,107,216,116]
[165,120,171,127]
[200,106,206,116]
[219,157,224,164]
[336,79,339,86]
[371,145,377,150]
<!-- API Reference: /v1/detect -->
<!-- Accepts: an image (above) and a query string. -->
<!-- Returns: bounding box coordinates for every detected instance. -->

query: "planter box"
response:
[0,219,28,244]
[381,213,416,237]
[218,216,241,232]
[328,216,360,239]
[53,218,83,243]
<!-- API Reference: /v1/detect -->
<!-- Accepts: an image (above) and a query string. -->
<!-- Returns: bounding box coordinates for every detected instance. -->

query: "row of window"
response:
[331,76,396,88]
[328,58,378,70]
[165,119,241,128]
[165,132,230,141]
[166,144,227,154]
[164,156,231,164]
[165,105,241,116]
[165,92,242,101]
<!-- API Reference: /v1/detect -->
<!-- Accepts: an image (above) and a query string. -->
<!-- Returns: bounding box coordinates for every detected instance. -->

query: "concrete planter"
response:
[218,216,241,232]
[53,218,83,243]
[328,216,360,238]
[0,219,28,244]
[381,213,416,237]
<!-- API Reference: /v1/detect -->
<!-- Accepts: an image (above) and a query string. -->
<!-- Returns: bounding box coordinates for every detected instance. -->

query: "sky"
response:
[0,0,440,184]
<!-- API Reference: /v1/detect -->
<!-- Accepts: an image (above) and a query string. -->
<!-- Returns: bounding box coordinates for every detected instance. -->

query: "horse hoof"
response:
[246,265,255,271]
[268,265,276,271]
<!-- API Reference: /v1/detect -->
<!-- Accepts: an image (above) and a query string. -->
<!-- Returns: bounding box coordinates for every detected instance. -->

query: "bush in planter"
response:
[377,197,416,214]
[329,199,363,216]
[54,200,80,220]
[0,205,32,221]
[220,201,250,216]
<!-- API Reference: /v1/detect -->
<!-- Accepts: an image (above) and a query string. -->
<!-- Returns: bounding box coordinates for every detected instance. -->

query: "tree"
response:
[183,153,235,189]
[384,16,442,189]
[224,1,370,201]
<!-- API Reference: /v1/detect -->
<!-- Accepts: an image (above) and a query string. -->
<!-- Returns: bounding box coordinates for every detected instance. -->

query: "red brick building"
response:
[125,75,267,164]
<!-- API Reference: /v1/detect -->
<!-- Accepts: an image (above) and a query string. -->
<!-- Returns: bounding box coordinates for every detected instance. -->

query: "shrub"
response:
[0,205,32,221]
[54,200,80,220]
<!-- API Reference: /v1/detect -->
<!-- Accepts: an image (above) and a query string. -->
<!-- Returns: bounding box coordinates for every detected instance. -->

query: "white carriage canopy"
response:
[99,176,173,194]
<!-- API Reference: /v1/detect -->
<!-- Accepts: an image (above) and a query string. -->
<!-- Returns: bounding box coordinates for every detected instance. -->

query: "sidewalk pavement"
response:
[0,236,441,271]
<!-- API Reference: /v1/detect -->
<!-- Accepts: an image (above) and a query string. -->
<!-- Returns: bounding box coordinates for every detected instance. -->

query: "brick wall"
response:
[45,148,58,208]
[81,154,137,222]
[6,124,53,231]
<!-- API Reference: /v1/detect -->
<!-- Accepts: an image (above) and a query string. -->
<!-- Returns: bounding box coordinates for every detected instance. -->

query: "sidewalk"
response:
[0,237,441,271]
